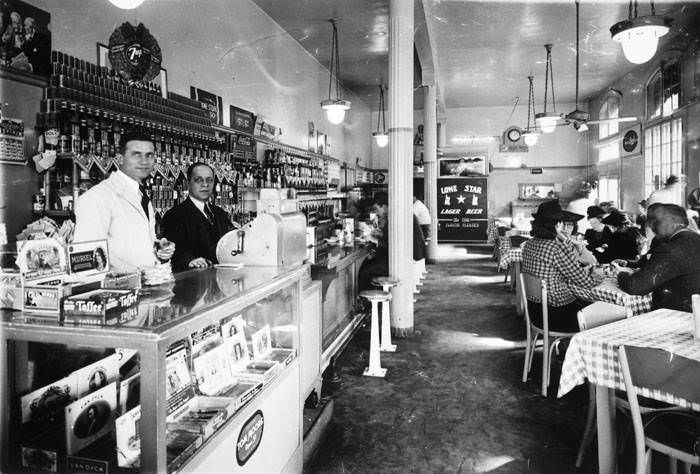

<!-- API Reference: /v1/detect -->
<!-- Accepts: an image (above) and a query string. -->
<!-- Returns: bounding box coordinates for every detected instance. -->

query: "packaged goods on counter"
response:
[62,289,138,324]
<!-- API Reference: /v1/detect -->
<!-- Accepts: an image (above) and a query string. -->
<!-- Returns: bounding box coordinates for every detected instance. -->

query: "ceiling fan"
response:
[563,0,638,132]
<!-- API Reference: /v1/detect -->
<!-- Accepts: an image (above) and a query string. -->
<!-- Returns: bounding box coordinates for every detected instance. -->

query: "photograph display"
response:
[192,344,235,396]
[74,353,119,398]
[251,324,272,360]
[0,0,51,76]
[64,382,117,455]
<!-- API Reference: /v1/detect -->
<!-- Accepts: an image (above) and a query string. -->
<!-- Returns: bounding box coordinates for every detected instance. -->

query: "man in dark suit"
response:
[22,17,49,76]
[618,203,700,312]
[161,162,233,272]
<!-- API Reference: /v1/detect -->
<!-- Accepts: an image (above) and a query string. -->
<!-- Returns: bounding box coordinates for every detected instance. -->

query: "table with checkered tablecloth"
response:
[570,278,653,316]
[558,309,700,474]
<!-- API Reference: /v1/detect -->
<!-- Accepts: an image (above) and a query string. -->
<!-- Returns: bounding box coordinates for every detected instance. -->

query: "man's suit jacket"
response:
[618,229,700,312]
[74,171,157,273]
[161,198,233,272]
[22,30,50,76]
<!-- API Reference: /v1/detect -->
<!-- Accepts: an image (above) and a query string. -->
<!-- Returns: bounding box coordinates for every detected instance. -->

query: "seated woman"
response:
[559,210,597,267]
[599,210,643,263]
[584,205,613,262]
[522,201,599,333]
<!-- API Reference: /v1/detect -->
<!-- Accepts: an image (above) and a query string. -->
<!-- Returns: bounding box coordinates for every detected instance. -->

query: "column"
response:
[423,84,438,263]
[388,0,414,336]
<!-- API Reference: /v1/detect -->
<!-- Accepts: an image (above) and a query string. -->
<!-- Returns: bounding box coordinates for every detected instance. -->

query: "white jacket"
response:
[73,171,157,273]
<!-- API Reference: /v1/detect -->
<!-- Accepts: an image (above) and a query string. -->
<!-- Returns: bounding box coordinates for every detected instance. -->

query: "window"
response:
[598,92,621,140]
[646,61,680,120]
[644,118,683,198]
[597,177,619,206]
[598,141,619,163]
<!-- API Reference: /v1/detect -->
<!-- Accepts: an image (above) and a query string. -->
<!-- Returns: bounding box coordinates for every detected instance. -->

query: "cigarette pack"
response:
[166,429,202,472]
[62,289,138,322]
[167,396,233,441]
[231,360,281,385]
[102,271,141,290]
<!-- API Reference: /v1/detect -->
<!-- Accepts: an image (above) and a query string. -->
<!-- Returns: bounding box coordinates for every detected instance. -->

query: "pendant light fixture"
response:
[523,76,539,147]
[108,0,145,9]
[321,20,351,125]
[372,85,388,147]
[610,0,670,65]
[565,0,590,132]
[535,44,561,134]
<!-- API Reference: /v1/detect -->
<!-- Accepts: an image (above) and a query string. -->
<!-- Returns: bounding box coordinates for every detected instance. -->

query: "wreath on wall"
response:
[108,22,162,83]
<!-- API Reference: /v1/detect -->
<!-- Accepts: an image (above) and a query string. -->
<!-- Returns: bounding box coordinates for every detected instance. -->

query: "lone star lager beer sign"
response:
[437,177,488,242]
[108,22,162,83]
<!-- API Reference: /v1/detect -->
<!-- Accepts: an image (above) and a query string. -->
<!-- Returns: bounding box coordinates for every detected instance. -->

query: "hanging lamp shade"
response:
[109,0,145,9]
[523,76,540,146]
[372,84,388,147]
[321,20,351,124]
[611,1,669,65]
[534,44,561,134]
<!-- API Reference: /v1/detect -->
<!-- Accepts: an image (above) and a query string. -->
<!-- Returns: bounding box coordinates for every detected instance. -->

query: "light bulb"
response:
[620,34,659,64]
[373,132,389,148]
[321,99,351,125]
[523,131,539,147]
[536,115,558,134]
[109,0,145,9]
[611,17,669,65]
[325,107,346,124]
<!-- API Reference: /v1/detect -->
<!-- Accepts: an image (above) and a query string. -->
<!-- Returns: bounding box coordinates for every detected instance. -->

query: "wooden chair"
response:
[519,273,577,396]
[574,301,631,468]
[618,345,700,474]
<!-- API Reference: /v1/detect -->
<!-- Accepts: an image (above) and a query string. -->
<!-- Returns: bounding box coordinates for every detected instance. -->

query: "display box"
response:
[102,271,141,290]
[166,429,202,473]
[1,269,23,310]
[167,396,233,441]
[62,289,138,322]
[231,360,281,385]
[66,240,109,280]
[23,278,101,317]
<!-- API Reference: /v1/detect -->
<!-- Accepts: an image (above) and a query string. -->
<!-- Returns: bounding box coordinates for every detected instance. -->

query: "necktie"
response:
[139,183,150,220]
[204,203,215,226]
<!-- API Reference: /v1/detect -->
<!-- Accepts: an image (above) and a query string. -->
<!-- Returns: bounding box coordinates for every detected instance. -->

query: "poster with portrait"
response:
[74,353,120,398]
[65,382,117,455]
[190,86,223,125]
[251,324,271,360]
[0,0,51,77]
[67,240,109,277]
[224,331,250,372]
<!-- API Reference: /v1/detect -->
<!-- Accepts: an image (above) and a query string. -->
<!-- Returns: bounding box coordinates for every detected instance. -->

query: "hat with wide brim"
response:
[562,210,584,222]
[602,210,630,227]
[532,200,565,220]
[587,205,606,219]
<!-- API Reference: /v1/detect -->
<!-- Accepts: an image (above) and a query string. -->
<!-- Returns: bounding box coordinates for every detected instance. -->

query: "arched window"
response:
[598,91,621,140]
[644,61,683,198]
[646,61,680,120]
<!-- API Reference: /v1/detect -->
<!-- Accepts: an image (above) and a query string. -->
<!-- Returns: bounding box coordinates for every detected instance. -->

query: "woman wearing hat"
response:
[584,206,613,262]
[599,210,643,263]
[522,201,600,332]
[559,210,597,266]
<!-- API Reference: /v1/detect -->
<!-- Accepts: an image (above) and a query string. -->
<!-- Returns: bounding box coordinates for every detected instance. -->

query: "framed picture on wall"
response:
[439,151,488,177]
[518,183,557,200]
[0,0,51,77]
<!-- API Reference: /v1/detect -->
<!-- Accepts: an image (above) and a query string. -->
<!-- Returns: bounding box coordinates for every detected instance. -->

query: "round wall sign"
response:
[622,129,639,153]
[108,22,162,83]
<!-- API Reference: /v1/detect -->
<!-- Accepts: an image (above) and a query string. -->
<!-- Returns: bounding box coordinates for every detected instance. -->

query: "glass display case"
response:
[0,264,305,473]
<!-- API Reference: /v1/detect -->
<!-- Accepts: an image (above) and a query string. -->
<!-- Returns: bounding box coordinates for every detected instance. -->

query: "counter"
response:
[1,264,307,473]
[310,243,369,373]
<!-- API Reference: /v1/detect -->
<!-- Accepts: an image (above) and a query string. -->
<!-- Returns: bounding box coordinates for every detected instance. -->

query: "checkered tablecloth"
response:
[558,309,700,410]
[571,278,653,316]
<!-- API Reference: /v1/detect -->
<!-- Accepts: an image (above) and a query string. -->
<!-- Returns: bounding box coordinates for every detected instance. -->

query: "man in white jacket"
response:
[73,132,175,273]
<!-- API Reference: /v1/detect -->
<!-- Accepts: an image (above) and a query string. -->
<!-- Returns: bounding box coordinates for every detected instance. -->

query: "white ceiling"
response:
[251,0,700,111]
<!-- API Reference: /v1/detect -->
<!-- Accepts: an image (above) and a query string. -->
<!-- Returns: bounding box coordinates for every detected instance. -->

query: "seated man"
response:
[357,192,389,292]
[618,203,700,312]
[522,201,600,332]
[161,162,234,272]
